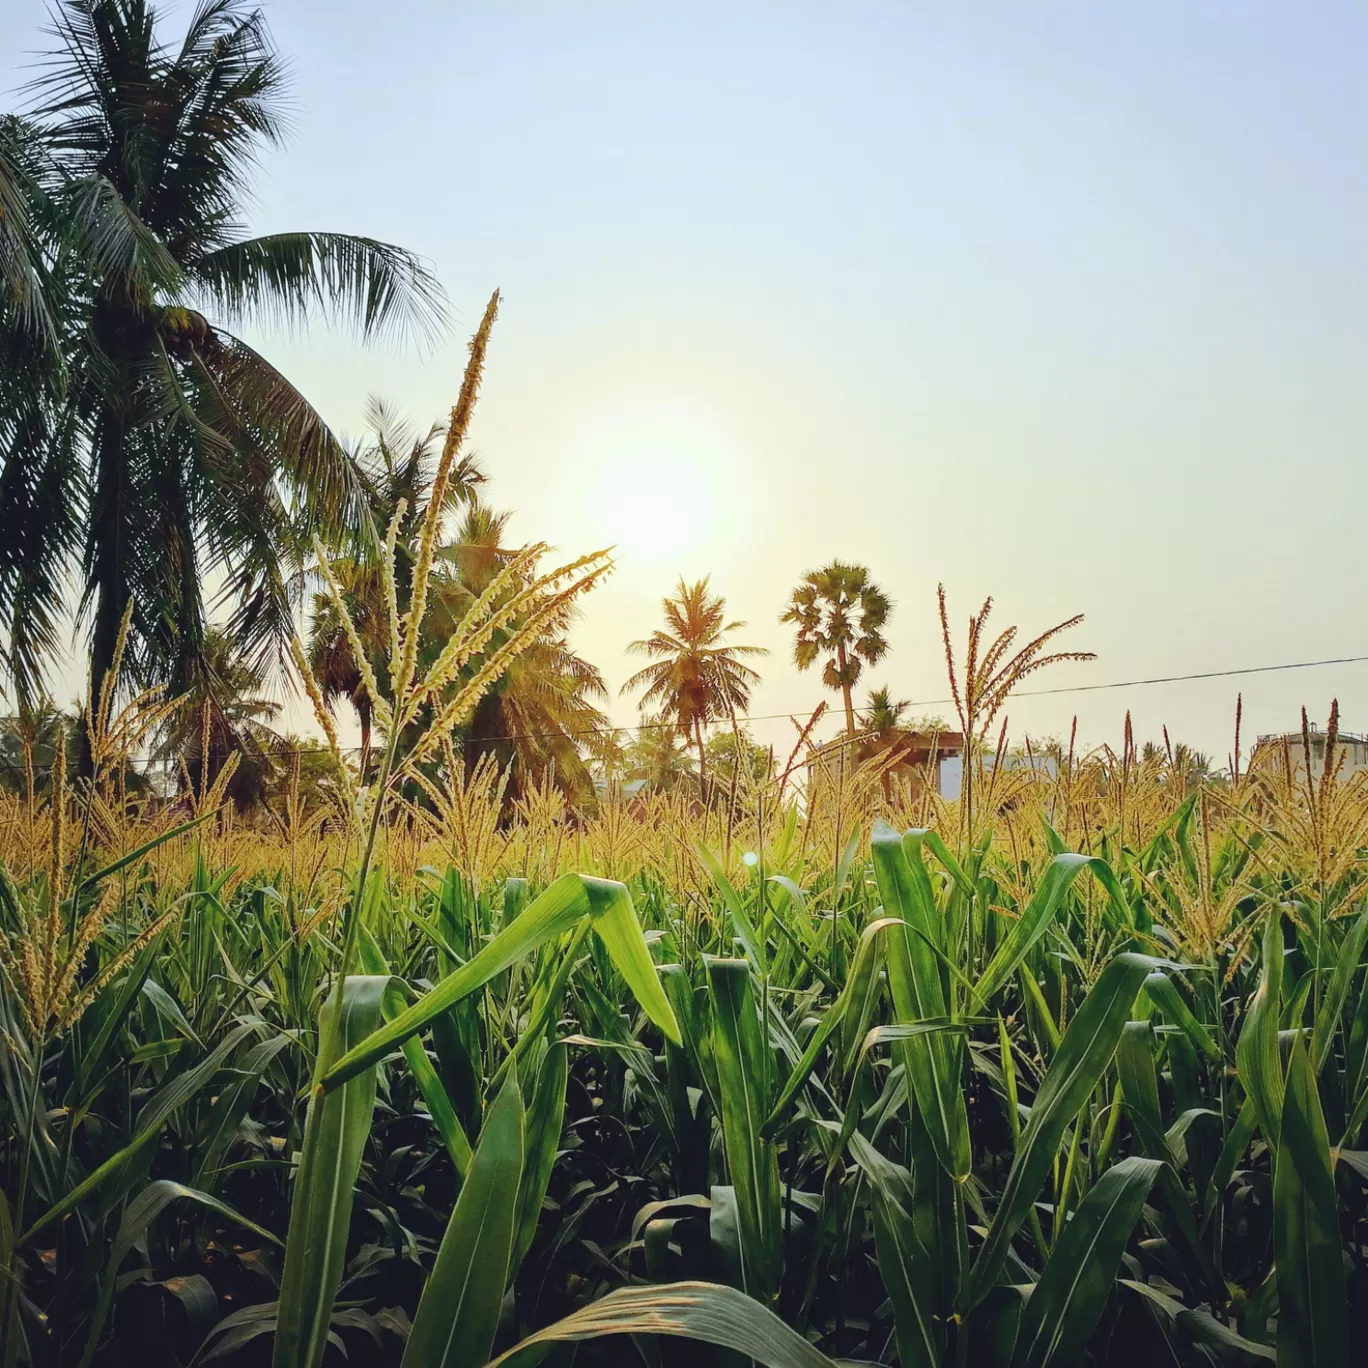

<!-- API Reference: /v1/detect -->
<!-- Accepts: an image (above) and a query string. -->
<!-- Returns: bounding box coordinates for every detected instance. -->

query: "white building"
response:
[1251,726,1368,783]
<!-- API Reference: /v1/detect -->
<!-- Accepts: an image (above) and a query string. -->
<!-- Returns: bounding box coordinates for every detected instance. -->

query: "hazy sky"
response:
[5,1,1367,763]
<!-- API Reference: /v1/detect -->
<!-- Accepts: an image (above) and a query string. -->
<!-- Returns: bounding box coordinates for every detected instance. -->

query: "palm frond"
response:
[62,175,184,295]
[190,232,448,345]
[193,325,374,551]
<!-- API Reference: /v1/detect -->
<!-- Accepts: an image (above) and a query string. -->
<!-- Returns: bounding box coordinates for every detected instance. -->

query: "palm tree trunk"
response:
[836,643,857,737]
[358,715,372,786]
[695,718,707,804]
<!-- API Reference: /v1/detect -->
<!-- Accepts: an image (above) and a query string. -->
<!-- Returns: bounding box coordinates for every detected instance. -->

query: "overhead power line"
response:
[3,651,1364,768]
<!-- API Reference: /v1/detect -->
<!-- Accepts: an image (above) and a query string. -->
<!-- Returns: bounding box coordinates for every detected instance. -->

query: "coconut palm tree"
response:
[155,627,283,809]
[781,562,891,736]
[441,504,609,805]
[622,578,767,792]
[583,723,629,784]
[0,0,447,712]
[624,715,696,794]
[0,697,77,799]
[0,117,71,699]
[462,633,609,806]
[863,685,908,737]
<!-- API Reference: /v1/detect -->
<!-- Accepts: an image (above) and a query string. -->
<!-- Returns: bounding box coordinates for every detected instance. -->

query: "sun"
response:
[571,408,751,571]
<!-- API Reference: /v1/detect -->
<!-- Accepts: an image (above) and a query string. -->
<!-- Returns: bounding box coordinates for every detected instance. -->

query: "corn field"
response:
[2,698,1368,1368]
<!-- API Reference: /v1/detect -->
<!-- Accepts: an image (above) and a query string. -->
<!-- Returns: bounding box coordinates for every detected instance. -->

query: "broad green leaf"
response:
[698,844,764,968]
[1011,1155,1164,1368]
[661,961,718,1112]
[192,1034,293,1191]
[1120,1279,1275,1361]
[767,875,838,991]
[359,927,472,1176]
[762,916,901,1136]
[707,957,782,1302]
[916,829,976,898]
[1236,913,1284,1151]
[1313,903,1368,1075]
[1116,1021,1172,1161]
[849,1133,940,1368]
[75,933,169,1095]
[402,1075,524,1368]
[273,975,389,1368]
[513,1042,567,1271]
[22,1021,258,1243]
[1144,971,1221,1062]
[975,854,1095,1003]
[1205,1096,1257,1220]
[1345,947,1368,1122]
[834,823,863,900]
[967,952,1160,1308]
[323,874,680,1090]
[487,1281,839,1368]
[1274,1036,1349,1367]
[872,821,971,1181]
[80,1180,280,1368]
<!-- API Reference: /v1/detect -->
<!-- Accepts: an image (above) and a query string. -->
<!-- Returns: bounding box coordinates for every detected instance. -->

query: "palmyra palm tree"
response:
[781,562,891,736]
[622,578,767,791]
[0,0,446,713]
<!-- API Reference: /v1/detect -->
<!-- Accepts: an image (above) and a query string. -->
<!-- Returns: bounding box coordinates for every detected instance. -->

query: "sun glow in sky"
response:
[5,0,1368,758]
[567,409,754,572]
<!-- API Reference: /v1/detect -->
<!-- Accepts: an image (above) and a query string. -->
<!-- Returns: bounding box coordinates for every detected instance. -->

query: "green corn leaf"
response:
[698,844,764,968]
[1236,913,1285,1152]
[1343,1083,1368,1146]
[513,1041,567,1271]
[323,874,680,1090]
[1204,1096,1258,1221]
[503,877,529,923]
[872,821,971,1181]
[1144,971,1221,1062]
[834,823,863,900]
[762,916,901,1137]
[916,829,977,898]
[490,924,591,1097]
[76,934,169,1095]
[661,961,719,1112]
[967,952,1161,1308]
[358,927,472,1176]
[831,1021,971,1161]
[80,1180,280,1368]
[192,1034,293,1192]
[706,957,782,1303]
[975,853,1096,1004]
[486,1281,840,1368]
[1116,1021,1172,1162]
[22,1021,259,1243]
[1312,902,1368,1075]
[1274,1035,1350,1367]
[1120,1280,1274,1361]
[402,1075,524,1368]
[849,1132,940,1368]
[767,875,839,991]
[1011,1155,1164,1368]
[273,975,389,1368]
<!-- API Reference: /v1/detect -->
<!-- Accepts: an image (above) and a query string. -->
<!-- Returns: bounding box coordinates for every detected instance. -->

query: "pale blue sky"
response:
[5,1,1367,761]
